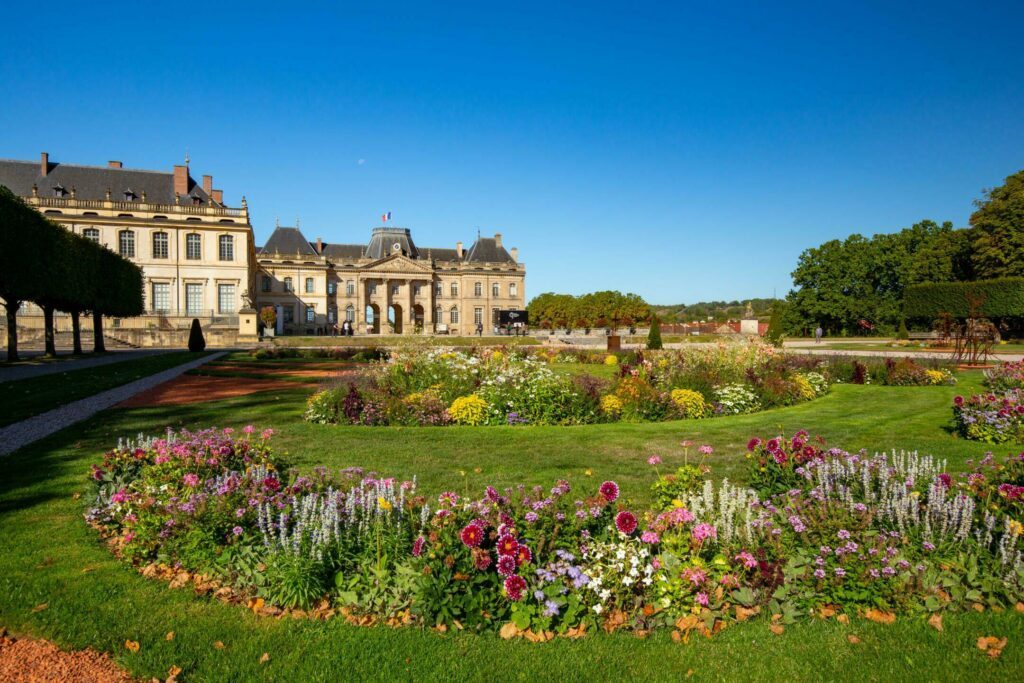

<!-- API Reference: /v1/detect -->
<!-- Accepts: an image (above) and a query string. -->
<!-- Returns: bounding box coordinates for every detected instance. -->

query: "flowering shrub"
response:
[953,391,1024,444]
[713,384,762,415]
[599,394,623,418]
[88,428,1024,639]
[669,389,710,418]
[985,361,1024,393]
[449,395,489,426]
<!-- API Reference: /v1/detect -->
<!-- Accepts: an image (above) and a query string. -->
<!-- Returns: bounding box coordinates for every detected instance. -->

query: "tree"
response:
[647,314,663,350]
[970,170,1024,279]
[765,301,785,347]
[188,318,206,352]
[897,318,909,340]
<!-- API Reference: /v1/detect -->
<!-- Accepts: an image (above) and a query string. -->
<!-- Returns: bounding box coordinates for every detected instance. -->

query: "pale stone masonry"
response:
[0,153,527,338]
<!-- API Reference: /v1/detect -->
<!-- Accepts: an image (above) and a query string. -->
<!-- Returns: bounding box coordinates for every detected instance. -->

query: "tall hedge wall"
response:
[903,278,1024,320]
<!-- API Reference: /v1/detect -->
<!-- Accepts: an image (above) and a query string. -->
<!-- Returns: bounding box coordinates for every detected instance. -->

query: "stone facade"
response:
[0,153,527,339]
[257,226,526,335]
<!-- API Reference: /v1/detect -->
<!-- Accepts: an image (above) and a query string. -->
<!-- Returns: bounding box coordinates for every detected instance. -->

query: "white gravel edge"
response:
[0,351,226,456]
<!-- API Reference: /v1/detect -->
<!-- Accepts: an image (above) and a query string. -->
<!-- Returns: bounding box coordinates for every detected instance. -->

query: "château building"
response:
[0,152,526,340]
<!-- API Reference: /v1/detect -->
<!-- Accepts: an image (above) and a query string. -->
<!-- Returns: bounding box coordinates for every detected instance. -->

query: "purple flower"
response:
[813,568,826,579]
[232,526,243,536]
[837,529,851,540]
[834,567,846,577]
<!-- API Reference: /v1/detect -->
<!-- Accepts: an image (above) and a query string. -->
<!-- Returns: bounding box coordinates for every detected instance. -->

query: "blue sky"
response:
[2,1,1022,304]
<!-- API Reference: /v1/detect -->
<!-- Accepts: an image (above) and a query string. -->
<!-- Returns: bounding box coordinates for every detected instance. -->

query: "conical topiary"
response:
[188,318,206,352]
[647,314,663,350]
[897,318,909,340]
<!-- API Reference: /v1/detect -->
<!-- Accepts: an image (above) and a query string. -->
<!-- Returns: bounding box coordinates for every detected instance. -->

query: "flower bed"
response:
[303,344,840,427]
[984,361,1024,393]
[87,428,1024,640]
[953,391,1024,444]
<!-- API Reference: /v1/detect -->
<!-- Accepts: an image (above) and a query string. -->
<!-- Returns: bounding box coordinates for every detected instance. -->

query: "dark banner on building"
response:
[498,309,529,325]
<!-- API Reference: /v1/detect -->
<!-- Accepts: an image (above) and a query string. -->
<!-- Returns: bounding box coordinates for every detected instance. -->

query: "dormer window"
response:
[52,184,66,197]
[123,189,137,201]
[190,194,202,206]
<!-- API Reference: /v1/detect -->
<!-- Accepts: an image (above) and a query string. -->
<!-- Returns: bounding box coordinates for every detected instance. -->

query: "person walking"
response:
[476,322,483,337]
[814,325,823,344]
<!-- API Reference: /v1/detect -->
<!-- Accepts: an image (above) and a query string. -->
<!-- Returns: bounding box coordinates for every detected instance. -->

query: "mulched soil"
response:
[0,628,133,683]
[200,363,356,379]
[118,374,307,408]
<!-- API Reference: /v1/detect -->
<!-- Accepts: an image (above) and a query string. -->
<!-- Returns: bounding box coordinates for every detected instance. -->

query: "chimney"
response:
[494,233,502,248]
[510,247,518,262]
[456,241,464,258]
[40,152,49,177]
[211,189,223,204]
[173,165,189,196]
[108,160,122,168]
[203,174,213,194]
[316,237,323,254]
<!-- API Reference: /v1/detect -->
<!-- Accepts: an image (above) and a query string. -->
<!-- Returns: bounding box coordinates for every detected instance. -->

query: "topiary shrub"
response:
[897,318,909,340]
[647,315,663,350]
[765,302,785,347]
[188,318,206,352]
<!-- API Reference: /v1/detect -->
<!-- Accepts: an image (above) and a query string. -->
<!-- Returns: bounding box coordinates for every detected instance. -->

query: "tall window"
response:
[345,305,355,322]
[218,284,236,314]
[261,276,272,292]
[328,307,336,323]
[413,284,422,296]
[450,306,459,324]
[492,283,500,297]
[474,307,483,325]
[83,228,100,243]
[434,305,442,322]
[450,282,458,297]
[391,283,399,296]
[185,283,203,315]
[152,232,169,259]
[435,282,443,297]
[346,280,355,296]
[219,235,234,261]
[118,230,135,257]
[509,282,518,297]
[328,282,336,295]
[283,306,294,323]
[306,306,315,323]
[186,233,201,260]
[152,283,170,313]
[492,308,499,325]
[369,282,377,295]
[474,282,482,297]
[305,277,314,294]
[284,277,293,292]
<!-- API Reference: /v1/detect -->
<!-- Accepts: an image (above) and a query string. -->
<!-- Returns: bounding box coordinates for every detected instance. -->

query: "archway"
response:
[412,304,424,332]
[365,304,380,334]
[388,304,403,334]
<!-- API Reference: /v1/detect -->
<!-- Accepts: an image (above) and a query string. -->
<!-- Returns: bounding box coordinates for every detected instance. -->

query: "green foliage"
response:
[897,318,909,340]
[261,552,330,610]
[188,318,207,352]
[902,277,1024,320]
[650,465,706,509]
[970,170,1024,279]
[765,301,785,346]
[652,298,776,323]
[528,291,650,331]
[646,315,663,350]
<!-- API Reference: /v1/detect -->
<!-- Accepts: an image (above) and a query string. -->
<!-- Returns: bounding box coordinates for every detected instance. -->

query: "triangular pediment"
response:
[360,253,433,273]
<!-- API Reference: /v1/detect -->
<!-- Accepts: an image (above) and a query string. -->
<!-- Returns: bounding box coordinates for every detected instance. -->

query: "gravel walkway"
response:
[0,349,172,383]
[0,352,224,457]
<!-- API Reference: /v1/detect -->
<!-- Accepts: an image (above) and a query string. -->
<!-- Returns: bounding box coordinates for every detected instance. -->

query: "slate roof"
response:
[259,227,318,256]
[321,243,365,259]
[0,159,216,205]
[465,237,514,263]
[365,227,420,260]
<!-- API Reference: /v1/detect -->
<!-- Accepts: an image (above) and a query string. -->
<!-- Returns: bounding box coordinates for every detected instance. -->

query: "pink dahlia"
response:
[647,455,662,466]
[504,575,527,601]
[460,523,484,548]
[516,544,533,566]
[497,534,519,556]
[599,481,620,503]
[747,437,761,451]
[474,552,493,571]
[615,510,638,535]
[182,473,200,487]
[496,554,517,577]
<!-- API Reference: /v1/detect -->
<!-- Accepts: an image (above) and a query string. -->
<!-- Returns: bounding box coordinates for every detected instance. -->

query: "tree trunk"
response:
[71,311,83,355]
[93,312,106,353]
[4,301,19,362]
[43,304,56,357]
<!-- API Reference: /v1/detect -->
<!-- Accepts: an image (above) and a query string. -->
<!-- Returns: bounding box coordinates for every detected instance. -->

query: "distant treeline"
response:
[651,298,777,323]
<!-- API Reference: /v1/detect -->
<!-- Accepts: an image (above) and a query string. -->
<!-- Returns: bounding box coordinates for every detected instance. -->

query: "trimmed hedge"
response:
[903,277,1024,320]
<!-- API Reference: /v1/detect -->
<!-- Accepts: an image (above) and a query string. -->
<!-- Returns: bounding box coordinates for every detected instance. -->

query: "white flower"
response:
[615,549,626,560]
[593,604,603,614]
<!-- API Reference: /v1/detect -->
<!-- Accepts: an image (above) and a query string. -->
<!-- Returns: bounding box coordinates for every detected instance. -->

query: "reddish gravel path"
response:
[118,374,306,407]
[0,629,132,682]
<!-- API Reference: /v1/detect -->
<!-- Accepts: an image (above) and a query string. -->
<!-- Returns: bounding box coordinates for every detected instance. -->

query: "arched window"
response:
[118,230,135,257]
[152,231,169,259]
[491,282,499,297]
[474,281,482,296]
[345,305,355,322]
[450,306,460,324]
[185,233,201,260]
[83,228,100,243]
[219,235,234,261]
[284,277,293,292]
[434,305,442,322]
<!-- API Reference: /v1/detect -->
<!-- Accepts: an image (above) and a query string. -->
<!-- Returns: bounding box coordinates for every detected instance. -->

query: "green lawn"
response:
[270,335,539,347]
[0,372,1021,681]
[0,352,206,427]
[815,341,1024,355]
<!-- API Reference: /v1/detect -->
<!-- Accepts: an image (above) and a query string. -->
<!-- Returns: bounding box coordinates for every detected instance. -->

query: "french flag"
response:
[381,211,392,223]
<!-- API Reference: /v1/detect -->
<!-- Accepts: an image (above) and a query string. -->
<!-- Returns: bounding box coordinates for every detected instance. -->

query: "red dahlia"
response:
[615,510,638,535]
[460,523,484,548]
[503,575,527,601]
[599,481,619,503]
[496,554,517,577]
[497,534,519,556]
[516,544,533,566]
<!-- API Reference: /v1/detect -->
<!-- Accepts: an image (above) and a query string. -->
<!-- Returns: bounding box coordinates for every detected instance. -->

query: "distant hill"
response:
[651,298,778,323]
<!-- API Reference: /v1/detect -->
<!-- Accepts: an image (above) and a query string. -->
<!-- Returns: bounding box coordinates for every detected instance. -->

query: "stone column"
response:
[409,279,416,335]
[384,278,392,334]
[355,276,364,334]
[426,280,435,334]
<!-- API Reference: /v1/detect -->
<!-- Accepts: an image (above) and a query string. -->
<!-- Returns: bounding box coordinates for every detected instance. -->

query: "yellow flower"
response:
[1008,520,1023,536]
[600,394,624,416]
[378,497,393,511]
[585,468,593,476]
[669,389,709,418]
[604,354,619,366]
[671,499,685,508]
[449,395,489,425]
